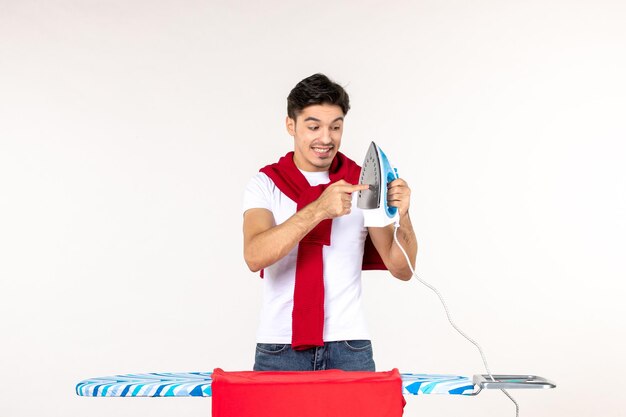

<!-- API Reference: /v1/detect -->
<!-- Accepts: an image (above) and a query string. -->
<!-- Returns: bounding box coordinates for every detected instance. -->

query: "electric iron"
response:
[356,141,556,416]
[357,141,400,227]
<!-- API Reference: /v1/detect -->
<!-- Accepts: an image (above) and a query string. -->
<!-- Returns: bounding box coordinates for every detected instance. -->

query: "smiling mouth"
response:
[311,146,334,156]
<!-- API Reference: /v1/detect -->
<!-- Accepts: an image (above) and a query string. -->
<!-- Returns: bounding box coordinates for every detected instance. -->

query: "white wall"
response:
[1,1,624,416]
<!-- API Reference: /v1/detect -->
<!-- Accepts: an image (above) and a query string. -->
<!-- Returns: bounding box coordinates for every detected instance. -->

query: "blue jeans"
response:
[253,340,376,371]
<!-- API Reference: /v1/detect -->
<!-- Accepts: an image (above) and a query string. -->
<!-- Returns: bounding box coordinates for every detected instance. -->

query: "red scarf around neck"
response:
[260,152,386,350]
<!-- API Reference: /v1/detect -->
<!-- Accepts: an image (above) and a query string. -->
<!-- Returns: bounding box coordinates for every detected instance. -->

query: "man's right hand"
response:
[313,180,369,220]
[244,180,368,272]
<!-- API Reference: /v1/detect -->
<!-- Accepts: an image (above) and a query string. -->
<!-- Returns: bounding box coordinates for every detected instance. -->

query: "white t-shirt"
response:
[243,170,371,343]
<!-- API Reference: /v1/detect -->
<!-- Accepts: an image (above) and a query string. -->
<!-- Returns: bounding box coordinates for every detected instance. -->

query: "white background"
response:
[1,1,625,416]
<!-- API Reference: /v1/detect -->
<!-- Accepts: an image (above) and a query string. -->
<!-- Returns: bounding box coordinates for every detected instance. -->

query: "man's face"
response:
[286,103,344,172]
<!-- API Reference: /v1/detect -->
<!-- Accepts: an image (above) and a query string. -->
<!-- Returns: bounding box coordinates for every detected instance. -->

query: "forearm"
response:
[388,213,418,279]
[244,203,325,272]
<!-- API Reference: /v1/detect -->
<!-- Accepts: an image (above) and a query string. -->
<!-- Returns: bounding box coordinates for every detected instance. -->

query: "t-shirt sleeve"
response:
[243,172,274,213]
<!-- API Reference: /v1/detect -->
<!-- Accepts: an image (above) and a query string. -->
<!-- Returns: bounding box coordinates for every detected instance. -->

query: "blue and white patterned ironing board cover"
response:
[76,372,476,397]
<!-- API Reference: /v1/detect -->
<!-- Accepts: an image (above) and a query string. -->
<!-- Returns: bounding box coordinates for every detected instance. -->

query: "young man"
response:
[242,74,417,372]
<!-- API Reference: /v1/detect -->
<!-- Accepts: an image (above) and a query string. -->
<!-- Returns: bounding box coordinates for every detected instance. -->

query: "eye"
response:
[332,125,342,131]
[308,125,319,131]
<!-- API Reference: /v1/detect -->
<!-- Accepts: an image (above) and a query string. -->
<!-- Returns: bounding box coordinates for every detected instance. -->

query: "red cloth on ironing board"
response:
[260,152,386,351]
[211,368,405,417]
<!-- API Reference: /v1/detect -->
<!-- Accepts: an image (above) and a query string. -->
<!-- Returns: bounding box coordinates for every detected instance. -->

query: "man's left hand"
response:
[387,178,411,217]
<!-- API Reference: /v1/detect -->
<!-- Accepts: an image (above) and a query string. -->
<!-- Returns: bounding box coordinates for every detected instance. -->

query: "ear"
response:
[286,116,296,136]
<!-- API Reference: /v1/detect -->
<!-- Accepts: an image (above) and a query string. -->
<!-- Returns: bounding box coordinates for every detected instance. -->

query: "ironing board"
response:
[76,371,554,398]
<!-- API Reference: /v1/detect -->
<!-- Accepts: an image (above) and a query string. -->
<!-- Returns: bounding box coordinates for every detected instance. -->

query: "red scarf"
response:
[260,152,386,350]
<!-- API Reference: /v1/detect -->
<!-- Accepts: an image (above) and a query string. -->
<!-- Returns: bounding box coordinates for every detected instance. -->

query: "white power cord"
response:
[392,223,519,416]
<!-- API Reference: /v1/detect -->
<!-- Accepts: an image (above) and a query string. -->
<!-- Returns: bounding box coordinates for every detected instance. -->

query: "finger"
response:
[387,193,408,204]
[329,180,362,190]
[336,183,369,193]
[388,185,410,194]
[387,188,409,198]
[387,195,404,203]
[387,200,408,213]
[388,180,409,190]
[388,178,407,187]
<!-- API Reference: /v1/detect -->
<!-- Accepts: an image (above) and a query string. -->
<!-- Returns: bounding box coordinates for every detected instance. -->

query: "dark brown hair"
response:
[287,73,350,119]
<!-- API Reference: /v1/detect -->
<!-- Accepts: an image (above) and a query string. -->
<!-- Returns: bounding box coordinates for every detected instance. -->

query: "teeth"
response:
[312,147,332,153]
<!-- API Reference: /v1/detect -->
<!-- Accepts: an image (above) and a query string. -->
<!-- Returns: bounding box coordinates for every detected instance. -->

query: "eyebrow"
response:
[303,116,344,123]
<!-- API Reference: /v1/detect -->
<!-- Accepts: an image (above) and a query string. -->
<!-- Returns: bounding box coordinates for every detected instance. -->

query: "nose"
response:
[320,127,333,143]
